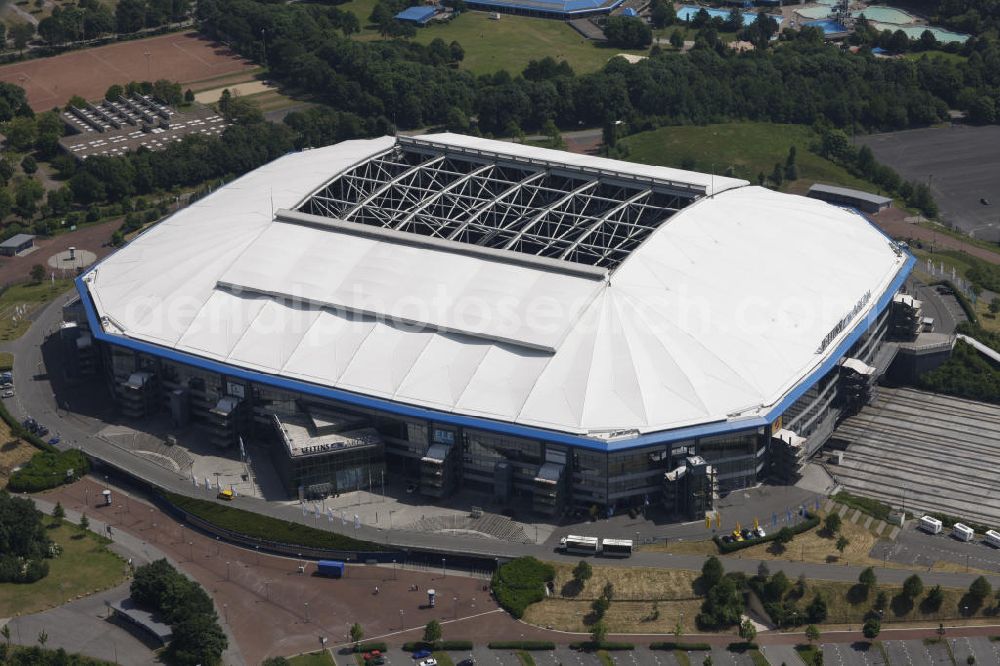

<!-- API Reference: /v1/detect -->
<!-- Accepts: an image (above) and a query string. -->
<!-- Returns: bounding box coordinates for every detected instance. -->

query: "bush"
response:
[161,492,384,552]
[714,513,820,553]
[832,492,892,521]
[488,642,555,650]
[568,641,634,651]
[402,641,473,651]
[352,642,388,653]
[8,449,89,493]
[649,642,711,651]
[492,557,555,619]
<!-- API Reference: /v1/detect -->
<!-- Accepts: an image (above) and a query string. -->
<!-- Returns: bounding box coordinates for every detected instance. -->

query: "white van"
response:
[919,515,943,535]
[985,530,1000,548]
[952,523,974,542]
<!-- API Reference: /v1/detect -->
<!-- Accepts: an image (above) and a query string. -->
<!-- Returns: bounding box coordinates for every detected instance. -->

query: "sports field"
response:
[0,31,256,110]
[620,122,889,197]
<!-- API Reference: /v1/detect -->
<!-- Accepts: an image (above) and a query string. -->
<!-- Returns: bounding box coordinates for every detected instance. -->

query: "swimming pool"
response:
[804,18,849,34]
[796,6,831,19]
[870,22,970,42]
[851,6,914,24]
[677,5,784,26]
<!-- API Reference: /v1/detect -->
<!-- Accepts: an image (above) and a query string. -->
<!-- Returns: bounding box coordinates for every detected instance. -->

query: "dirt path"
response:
[871,208,1000,266]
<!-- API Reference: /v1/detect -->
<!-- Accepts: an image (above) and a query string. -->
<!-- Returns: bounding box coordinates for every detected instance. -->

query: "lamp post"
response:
[441,557,446,578]
[226,561,231,581]
[400,609,404,631]
[304,601,310,623]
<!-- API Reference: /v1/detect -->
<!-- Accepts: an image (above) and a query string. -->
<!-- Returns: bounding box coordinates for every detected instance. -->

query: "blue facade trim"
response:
[75,244,913,454]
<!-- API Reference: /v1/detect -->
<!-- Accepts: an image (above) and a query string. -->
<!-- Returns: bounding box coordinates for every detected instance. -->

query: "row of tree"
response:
[197,0,1000,139]
[131,559,227,666]
[0,491,52,584]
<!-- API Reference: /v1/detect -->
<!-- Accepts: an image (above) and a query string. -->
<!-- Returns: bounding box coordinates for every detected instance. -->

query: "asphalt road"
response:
[857,126,1000,243]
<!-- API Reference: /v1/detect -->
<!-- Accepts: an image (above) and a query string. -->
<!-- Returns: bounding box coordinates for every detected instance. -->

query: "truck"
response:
[316,560,345,578]
[919,515,943,535]
[952,523,974,542]
[559,535,600,555]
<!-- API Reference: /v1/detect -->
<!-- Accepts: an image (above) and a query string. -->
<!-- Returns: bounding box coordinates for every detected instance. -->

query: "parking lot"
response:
[874,522,1000,573]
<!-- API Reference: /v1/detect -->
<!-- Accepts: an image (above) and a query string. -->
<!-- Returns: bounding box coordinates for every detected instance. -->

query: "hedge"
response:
[714,512,819,554]
[727,642,758,652]
[0,400,56,453]
[353,643,389,653]
[933,280,978,325]
[649,642,711,651]
[162,491,386,552]
[568,642,634,651]
[8,449,89,492]
[487,642,555,650]
[832,491,893,522]
[402,641,474,651]
[491,557,554,619]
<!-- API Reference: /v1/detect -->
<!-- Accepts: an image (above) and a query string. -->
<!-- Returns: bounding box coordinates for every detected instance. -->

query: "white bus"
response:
[952,523,975,542]
[919,515,943,535]
[600,538,634,558]
[560,535,600,555]
[985,530,1000,548]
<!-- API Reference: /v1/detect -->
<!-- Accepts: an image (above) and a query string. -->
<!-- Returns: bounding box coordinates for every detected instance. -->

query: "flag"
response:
[814,497,821,512]
[354,514,360,530]
[238,436,246,461]
[301,504,307,517]
[772,512,777,528]
[192,474,197,487]
[705,515,711,529]
[327,509,334,523]
[341,511,347,526]
[313,504,320,519]
[714,512,721,529]
[786,509,792,523]
[753,517,759,531]
[204,477,211,490]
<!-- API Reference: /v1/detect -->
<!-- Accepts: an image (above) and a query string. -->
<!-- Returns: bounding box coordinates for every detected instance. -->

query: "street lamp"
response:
[226,561,231,581]
[454,595,458,618]
[223,603,228,624]
[400,609,404,630]
[304,601,310,623]
[441,557,446,578]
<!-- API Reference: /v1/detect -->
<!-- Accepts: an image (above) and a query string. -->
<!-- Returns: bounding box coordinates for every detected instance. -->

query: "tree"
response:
[804,624,820,645]
[764,571,790,602]
[1,624,10,647]
[836,535,850,557]
[770,162,783,188]
[5,117,38,152]
[53,502,65,519]
[650,0,675,28]
[925,585,944,611]
[11,23,34,54]
[37,630,47,646]
[874,591,888,612]
[669,29,684,49]
[591,620,607,644]
[969,576,992,602]
[739,618,756,643]
[105,84,124,101]
[350,622,364,644]
[573,560,593,584]
[79,513,89,531]
[862,617,880,640]
[423,619,442,643]
[168,612,228,666]
[702,656,712,666]
[591,595,609,619]
[989,297,1000,316]
[806,594,828,623]
[20,154,37,175]
[859,567,877,591]
[757,562,770,580]
[824,513,842,535]
[185,88,195,103]
[29,264,45,284]
[902,574,924,599]
[602,581,614,601]
[701,556,724,588]
[603,16,652,49]
[775,527,794,548]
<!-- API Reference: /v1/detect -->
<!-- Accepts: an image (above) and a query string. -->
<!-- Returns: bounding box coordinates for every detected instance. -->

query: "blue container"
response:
[317,560,345,578]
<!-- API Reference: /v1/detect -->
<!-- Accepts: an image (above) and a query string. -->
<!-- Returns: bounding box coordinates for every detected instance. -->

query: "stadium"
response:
[74,133,914,519]
[461,0,622,19]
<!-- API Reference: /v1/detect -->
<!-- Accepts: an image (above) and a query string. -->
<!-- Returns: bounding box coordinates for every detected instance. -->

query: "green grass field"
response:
[619,122,890,197]
[0,517,127,617]
[0,279,75,342]
[289,651,337,666]
[343,7,647,75]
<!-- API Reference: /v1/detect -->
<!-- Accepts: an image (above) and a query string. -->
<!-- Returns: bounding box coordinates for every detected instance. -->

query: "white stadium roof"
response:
[84,134,909,438]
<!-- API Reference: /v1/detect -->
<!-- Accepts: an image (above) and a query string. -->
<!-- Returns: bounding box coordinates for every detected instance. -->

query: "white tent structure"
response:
[82,133,910,441]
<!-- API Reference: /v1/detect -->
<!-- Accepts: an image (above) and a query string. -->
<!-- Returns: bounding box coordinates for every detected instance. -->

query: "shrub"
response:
[568,641,634,651]
[8,449,89,493]
[492,557,555,619]
[487,642,555,650]
[161,492,384,552]
[649,642,711,651]
[715,513,820,553]
[352,642,388,653]
[402,641,473,651]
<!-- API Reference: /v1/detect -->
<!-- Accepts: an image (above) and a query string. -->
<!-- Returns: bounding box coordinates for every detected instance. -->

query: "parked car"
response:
[363,652,382,661]
[458,660,475,666]
[981,197,991,205]
[721,535,733,544]
[418,659,437,666]
[47,436,60,445]
[412,650,432,659]
[37,426,49,436]
[756,528,766,538]
[1,389,13,398]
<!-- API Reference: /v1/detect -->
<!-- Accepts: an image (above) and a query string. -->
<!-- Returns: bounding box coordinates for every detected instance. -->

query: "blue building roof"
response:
[395,5,436,23]
[622,7,637,15]
[466,0,622,15]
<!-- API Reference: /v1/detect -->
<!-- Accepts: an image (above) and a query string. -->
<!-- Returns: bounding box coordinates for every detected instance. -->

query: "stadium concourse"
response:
[70,133,914,526]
